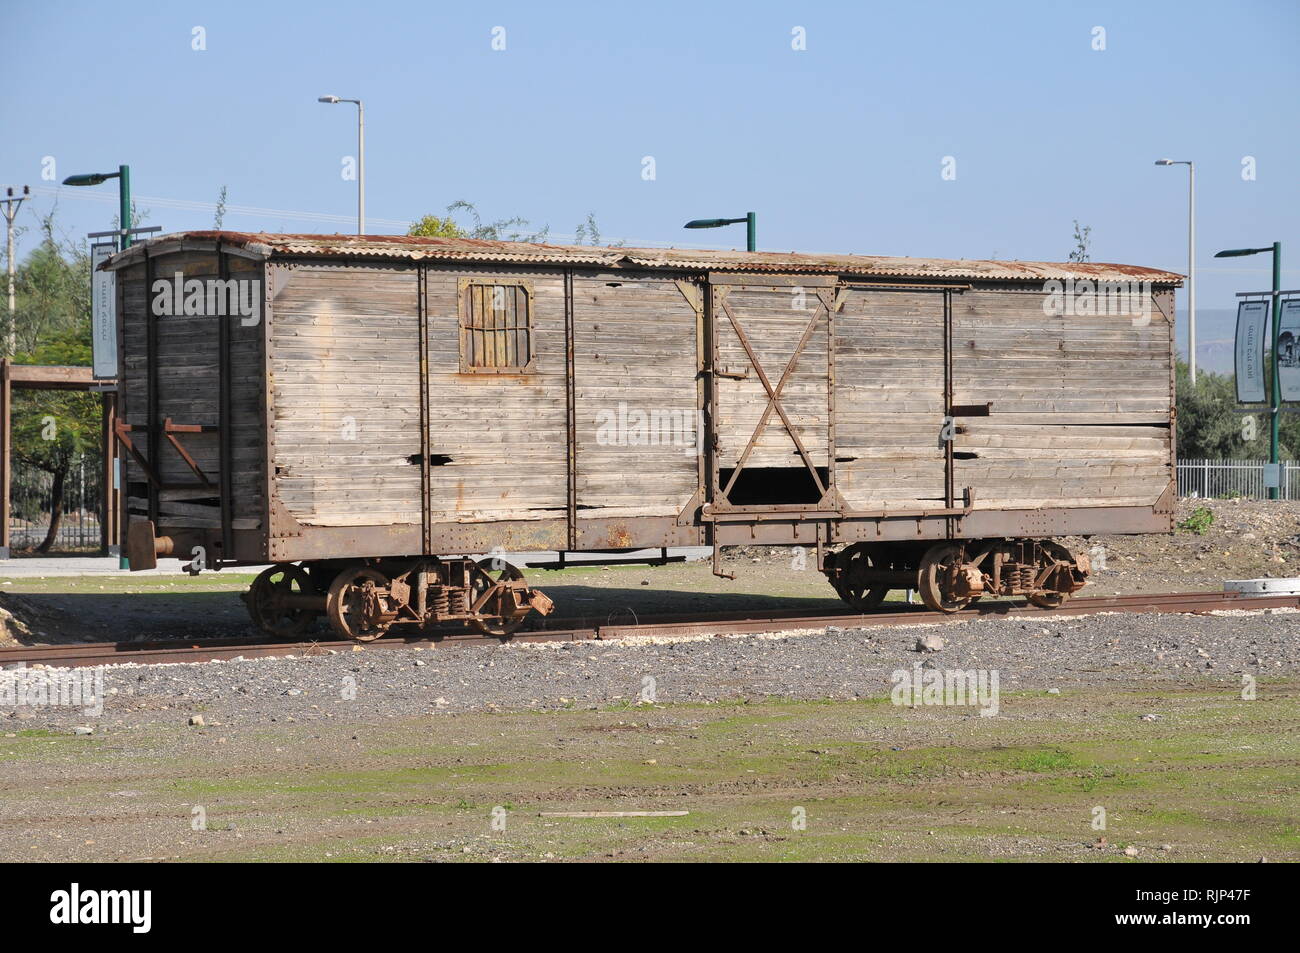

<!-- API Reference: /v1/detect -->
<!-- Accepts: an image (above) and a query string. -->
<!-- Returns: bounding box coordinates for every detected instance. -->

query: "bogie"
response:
[822,538,1090,614]
[244,556,555,642]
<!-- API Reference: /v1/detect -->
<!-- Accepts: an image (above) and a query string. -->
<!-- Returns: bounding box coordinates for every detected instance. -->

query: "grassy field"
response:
[3,679,1296,862]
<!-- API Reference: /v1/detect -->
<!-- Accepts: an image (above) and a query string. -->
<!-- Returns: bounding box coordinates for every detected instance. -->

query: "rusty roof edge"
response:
[103,231,1185,285]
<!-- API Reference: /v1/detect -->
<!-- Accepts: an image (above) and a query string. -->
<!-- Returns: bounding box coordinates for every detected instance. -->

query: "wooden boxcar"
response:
[104,232,1180,638]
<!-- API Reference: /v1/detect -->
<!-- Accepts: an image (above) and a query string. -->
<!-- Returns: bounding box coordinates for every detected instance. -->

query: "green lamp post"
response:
[63,164,134,567]
[684,212,756,252]
[63,165,133,249]
[1216,242,1283,499]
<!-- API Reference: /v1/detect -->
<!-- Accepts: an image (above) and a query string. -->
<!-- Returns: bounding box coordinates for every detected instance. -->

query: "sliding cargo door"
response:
[708,275,835,510]
[421,266,569,550]
[571,273,702,546]
[833,287,949,510]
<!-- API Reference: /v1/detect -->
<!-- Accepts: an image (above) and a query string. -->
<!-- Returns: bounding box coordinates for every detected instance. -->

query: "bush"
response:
[1179,505,1215,535]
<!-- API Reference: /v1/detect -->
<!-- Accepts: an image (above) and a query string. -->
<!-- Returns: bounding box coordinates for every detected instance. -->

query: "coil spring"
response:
[430,587,450,619]
[1014,566,1035,591]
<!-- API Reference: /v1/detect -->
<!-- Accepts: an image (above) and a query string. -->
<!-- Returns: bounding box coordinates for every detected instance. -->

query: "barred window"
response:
[458,279,534,372]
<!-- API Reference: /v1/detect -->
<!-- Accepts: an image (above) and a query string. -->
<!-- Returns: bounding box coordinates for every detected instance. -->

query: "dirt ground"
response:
[0,498,1295,646]
[1,499,1297,863]
[3,679,1295,862]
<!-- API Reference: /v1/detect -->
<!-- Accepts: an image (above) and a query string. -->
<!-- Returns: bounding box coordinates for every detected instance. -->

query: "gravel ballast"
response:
[4,608,1297,733]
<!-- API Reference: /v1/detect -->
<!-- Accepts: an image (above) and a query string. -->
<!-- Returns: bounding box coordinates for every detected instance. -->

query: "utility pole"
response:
[1,186,29,357]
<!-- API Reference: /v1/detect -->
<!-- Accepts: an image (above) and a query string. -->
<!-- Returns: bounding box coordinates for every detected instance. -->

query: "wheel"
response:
[917,543,972,614]
[246,563,318,639]
[828,543,891,611]
[468,557,526,637]
[326,566,393,642]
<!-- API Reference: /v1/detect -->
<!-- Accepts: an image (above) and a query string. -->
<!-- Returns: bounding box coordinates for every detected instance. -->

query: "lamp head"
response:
[62,172,113,186]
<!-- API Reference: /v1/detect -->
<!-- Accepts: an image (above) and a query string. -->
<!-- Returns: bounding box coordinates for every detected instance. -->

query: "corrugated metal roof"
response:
[105,230,1184,285]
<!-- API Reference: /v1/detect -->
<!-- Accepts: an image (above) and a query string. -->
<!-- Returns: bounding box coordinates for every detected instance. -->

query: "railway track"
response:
[1,589,1296,670]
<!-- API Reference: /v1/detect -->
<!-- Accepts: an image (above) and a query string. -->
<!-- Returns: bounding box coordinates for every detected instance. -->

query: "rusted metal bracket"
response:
[675,486,703,527]
[115,419,217,489]
[160,419,216,486]
[710,365,749,380]
[113,420,160,489]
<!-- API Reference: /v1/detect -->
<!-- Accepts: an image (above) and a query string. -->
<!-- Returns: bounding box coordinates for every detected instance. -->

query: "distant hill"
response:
[1175,308,1238,375]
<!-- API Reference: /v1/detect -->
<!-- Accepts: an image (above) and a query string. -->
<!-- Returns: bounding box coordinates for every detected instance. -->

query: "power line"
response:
[24,185,723,250]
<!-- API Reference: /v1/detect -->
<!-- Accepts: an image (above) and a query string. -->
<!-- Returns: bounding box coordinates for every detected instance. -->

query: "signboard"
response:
[1234,299,1268,403]
[1278,298,1300,403]
[90,242,117,379]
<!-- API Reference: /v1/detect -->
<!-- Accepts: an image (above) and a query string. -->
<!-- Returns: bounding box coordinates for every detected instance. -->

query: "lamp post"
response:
[684,212,756,252]
[61,166,134,568]
[1155,159,1196,384]
[1216,242,1283,499]
[318,95,365,234]
[62,166,132,249]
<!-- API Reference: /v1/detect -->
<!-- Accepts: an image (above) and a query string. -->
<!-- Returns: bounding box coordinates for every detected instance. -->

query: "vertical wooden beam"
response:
[563,269,577,551]
[116,263,128,566]
[144,247,159,527]
[942,289,955,538]
[217,246,233,563]
[418,265,431,556]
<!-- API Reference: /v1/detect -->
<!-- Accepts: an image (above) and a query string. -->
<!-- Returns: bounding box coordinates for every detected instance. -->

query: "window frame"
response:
[456,277,536,374]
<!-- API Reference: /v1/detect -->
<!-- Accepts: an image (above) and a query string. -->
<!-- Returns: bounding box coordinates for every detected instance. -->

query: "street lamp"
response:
[1155,159,1196,384]
[318,95,365,234]
[62,165,132,249]
[1216,242,1284,499]
[685,212,756,252]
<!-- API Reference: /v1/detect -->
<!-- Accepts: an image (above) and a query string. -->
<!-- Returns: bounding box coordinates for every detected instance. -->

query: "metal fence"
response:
[9,456,103,551]
[1177,458,1300,500]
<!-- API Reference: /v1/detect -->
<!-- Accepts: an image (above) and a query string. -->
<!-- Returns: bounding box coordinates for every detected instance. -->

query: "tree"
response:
[11,214,90,357]
[1068,220,1092,263]
[573,212,624,247]
[407,213,465,238]
[12,324,100,552]
[1174,357,1300,460]
[408,201,548,243]
[8,212,100,552]
[213,185,228,229]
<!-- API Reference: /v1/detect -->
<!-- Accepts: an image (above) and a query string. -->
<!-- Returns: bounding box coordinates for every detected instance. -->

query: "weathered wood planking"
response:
[425,266,567,531]
[572,274,699,518]
[271,263,422,526]
[834,288,946,507]
[119,251,264,534]
[108,230,1180,561]
[952,290,1171,504]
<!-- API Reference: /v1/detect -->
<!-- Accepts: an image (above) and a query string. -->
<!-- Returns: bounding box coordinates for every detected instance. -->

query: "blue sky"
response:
[2,0,1297,339]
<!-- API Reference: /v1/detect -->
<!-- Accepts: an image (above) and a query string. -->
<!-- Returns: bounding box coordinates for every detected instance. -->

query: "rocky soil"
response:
[5,606,1296,733]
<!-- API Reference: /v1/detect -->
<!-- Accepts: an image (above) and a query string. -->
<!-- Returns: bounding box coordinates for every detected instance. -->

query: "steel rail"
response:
[0,590,1295,669]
